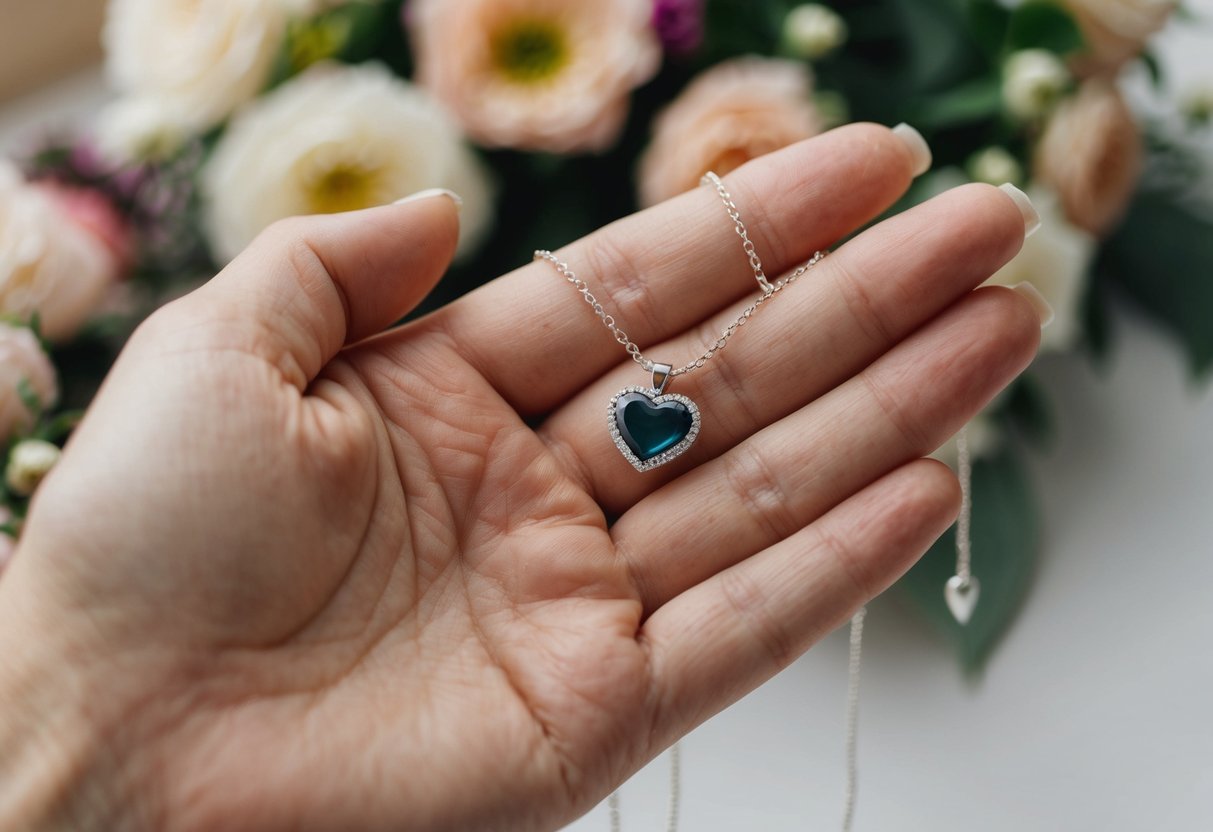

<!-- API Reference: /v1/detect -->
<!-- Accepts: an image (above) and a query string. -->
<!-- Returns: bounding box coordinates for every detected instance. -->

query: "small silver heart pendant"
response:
[608,386,701,472]
[608,363,700,472]
[944,575,981,625]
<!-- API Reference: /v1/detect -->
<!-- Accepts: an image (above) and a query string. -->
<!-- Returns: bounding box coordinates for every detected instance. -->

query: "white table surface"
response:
[3,13,1211,831]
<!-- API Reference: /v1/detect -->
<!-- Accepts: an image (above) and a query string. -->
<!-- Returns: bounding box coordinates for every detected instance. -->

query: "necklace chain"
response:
[537,172,833,829]
[534,172,825,380]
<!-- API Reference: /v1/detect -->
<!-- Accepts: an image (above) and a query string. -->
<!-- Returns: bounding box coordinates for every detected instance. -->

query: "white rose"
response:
[103,0,292,142]
[202,62,492,262]
[1062,0,1175,72]
[783,4,849,60]
[929,413,1002,470]
[0,162,120,342]
[0,322,58,443]
[983,186,1095,353]
[1003,49,1069,121]
[5,439,62,498]
[95,96,195,163]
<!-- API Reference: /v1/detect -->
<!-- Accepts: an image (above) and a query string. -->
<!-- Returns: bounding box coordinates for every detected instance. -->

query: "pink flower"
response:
[637,57,823,207]
[0,161,125,341]
[653,0,705,56]
[0,322,58,443]
[409,0,660,153]
[35,181,135,274]
[1033,78,1143,235]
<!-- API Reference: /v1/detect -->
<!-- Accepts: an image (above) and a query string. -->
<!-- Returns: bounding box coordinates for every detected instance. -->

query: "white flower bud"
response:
[968,146,1024,186]
[6,439,61,497]
[1181,83,1213,125]
[784,4,848,60]
[1003,49,1069,120]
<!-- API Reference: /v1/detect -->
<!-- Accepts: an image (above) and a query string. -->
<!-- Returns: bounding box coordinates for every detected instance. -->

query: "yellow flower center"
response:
[289,17,354,73]
[305,162,383,215]
[490,18,568,84]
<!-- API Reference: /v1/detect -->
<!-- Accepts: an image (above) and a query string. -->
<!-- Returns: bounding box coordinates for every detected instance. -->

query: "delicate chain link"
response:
[841,607,867,832]
[534,171,826,380]
[605,743,681,832]
[955,426,973,583]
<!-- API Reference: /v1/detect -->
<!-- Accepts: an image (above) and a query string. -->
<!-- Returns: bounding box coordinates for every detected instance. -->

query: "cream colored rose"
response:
[637,58,822,207]
[0,162,121,342]
[1033,78,1142,236]
[410,0,660,153]
[202,62,492,263]
[1062,0,1175,73]
[983,187,1095,353]
[102,0,292,147]
[929,413,1001,470]
[0,322,58,443]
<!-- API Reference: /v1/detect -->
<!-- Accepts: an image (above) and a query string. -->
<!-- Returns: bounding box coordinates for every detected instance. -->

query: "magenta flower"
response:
[652,0,704,56]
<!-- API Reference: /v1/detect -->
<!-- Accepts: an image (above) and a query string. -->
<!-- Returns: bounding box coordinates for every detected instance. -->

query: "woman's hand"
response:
[0,124,1041,831]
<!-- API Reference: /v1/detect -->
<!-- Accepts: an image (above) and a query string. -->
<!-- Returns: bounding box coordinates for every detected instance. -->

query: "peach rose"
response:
[410,0,660,153]
[0,322,58,443]
[637,57,822,207]
[1062,0,1175,74]
[0,162,126,341]
[1033,79,1143,235]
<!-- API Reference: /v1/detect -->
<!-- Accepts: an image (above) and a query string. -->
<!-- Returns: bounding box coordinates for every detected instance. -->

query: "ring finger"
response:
[540,181,1037,512]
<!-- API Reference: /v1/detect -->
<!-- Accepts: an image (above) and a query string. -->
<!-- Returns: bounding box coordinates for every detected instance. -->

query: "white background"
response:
[2,9,1211,832]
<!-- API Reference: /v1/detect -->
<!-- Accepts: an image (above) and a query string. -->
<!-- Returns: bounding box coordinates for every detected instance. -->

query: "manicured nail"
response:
[892,123,932,177]
[998,183,1040,238]
[393,188,462,211]
[1011,282,1054,328]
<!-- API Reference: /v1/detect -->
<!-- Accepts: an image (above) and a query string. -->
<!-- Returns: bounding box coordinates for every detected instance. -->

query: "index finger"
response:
[431,123,930,415]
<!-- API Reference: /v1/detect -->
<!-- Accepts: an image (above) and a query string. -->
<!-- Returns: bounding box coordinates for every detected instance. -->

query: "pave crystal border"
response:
[608,386,701,472]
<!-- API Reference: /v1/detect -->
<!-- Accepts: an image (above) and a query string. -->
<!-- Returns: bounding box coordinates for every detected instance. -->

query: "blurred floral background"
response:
[1,0,1210,671]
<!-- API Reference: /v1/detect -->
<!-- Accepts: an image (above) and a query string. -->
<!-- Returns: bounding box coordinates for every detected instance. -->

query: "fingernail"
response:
[393,188,462,211]
[1011,282,1054,328]
[892,123,932,177]
[998,183,1040,238]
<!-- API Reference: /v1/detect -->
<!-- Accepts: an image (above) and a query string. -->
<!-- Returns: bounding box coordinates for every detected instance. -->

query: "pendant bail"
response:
[651,362,673,395]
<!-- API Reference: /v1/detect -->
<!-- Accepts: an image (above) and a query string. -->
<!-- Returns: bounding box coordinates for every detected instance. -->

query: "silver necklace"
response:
[537,173,983,829]
[535,171,825,473]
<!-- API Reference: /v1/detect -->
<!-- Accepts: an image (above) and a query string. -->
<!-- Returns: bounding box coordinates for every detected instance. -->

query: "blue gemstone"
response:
[615,392,693,461]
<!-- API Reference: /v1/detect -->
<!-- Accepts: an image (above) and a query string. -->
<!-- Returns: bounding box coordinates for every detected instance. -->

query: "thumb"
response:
[194,188,461,387]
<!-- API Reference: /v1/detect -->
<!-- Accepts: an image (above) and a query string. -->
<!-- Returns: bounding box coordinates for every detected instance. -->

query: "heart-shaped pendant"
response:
[944,574,981,625]
[609,386,700,472]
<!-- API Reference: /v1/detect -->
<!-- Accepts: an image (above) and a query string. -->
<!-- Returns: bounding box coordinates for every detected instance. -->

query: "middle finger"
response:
[540,181,1035,512]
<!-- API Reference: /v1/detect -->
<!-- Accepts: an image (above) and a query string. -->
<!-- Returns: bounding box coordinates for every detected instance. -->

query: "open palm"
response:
[0,125,1040,832]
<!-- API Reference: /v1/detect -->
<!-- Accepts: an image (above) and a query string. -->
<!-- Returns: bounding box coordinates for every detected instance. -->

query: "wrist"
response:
[0,579,155,831]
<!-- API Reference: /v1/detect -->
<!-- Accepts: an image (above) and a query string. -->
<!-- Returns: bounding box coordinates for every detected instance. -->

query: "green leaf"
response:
[1139,50,1165,90]
[913,76,1002,128]
[897,444,1039,673]
[15,378,42,421]
[889,0,980,89]
[1099,187,1213,378]
[1007,1,1084,55]
[1000,374,1053,450]
[968,0,1012,57]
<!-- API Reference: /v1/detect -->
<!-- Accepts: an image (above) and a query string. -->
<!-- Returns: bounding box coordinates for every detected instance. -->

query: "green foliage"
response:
[1098,151,1213,378]
[913,77,1002,129]
[1006,2,1084,55]
[898,443,1040,673]
[1001,374,1054,450]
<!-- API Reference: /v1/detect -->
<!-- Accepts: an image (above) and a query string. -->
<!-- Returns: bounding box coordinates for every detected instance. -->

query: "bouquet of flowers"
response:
[2,0,1209,669]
